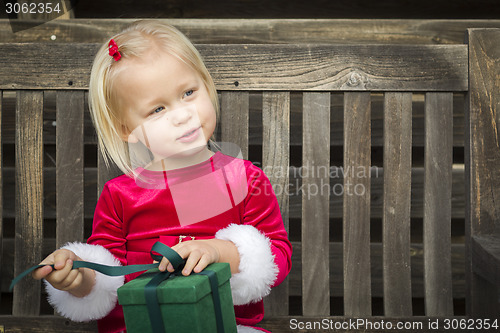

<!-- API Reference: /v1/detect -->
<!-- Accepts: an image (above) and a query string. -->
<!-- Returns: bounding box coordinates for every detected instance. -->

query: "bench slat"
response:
[13,90,44,315]
[1,19,499,45]
[56,91,85,246]
[423,92,454,316]
[0,315,98,332]
[262,92,290,222]
[343,92,372,316]
[0,43,468,92]
[262,92,290,316]
[301,92,331,316]
[220,91,249,159]
[382,93,413,316]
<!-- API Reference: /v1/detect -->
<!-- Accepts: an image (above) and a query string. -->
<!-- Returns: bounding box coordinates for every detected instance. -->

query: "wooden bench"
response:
[0,19,498,332]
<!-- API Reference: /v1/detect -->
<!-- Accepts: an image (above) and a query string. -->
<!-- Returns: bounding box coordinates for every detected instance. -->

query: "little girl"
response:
[32,20,292,333]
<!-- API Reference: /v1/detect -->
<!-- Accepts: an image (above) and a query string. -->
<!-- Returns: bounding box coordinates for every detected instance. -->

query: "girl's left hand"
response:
[156,239,239,276]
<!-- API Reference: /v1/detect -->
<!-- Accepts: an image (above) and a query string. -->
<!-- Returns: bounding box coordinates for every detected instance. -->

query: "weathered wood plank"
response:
[13,91,43,315]
[423,92,454,316]
[382,93,412,316]
[262,92,290,221]
[343,92,371,316]
[56,91,85,246]
[262,92,290,316]
[302,92,331,316]
[0,315,97,332]
[465,28,500,317]
[220,91,249,159]
[1,19,500,44]
[0,43,468,91]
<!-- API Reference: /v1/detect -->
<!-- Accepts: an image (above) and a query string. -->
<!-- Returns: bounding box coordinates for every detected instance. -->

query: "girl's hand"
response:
[32,249,95,298]
[157,239,240,276]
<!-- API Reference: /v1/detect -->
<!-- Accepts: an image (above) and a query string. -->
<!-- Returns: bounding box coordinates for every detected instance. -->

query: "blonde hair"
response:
[88,20,219,176]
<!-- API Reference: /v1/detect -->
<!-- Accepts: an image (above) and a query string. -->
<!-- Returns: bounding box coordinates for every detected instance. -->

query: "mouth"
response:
[177,127,201,142]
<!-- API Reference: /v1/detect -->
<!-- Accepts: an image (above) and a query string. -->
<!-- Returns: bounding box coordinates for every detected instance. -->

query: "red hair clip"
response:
[108,39,121,61]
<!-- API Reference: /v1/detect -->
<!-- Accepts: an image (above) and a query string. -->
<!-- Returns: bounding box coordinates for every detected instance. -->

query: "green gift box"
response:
[117,262,237,333]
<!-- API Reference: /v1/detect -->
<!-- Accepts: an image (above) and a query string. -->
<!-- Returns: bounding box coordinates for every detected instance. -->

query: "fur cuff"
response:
[215,224,278,305]
[238,325,266,332]
[44,242,124,322]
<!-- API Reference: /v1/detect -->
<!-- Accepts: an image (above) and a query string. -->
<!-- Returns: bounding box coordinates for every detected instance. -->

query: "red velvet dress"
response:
[87,152,292,332]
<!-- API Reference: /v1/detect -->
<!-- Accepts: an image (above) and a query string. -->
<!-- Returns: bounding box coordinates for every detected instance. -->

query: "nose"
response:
[170,105,193,126]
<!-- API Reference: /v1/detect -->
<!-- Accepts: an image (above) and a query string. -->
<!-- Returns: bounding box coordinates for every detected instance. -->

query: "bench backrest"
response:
[0,23,499,324]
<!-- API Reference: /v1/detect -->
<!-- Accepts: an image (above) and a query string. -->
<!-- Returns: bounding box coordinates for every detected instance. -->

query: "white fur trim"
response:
[215,224,278,305]
[44,242,125,322]
[237,325,264,332]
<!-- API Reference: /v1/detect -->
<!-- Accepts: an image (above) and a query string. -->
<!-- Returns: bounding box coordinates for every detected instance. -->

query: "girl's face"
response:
[114,50,216,169]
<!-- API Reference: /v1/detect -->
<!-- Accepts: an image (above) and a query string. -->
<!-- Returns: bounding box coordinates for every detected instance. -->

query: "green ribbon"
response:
[10,242,225,333]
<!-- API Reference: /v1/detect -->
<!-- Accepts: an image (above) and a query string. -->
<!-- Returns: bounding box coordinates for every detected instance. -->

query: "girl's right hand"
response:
[32,249,95,297]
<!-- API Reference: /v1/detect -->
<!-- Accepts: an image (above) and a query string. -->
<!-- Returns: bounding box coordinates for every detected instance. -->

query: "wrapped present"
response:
[117,263,237,333]
[9,242,235,332]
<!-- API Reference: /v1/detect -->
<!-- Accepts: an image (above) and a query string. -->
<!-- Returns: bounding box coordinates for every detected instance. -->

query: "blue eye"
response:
[184,90,194,98]
[151,106,165,115]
